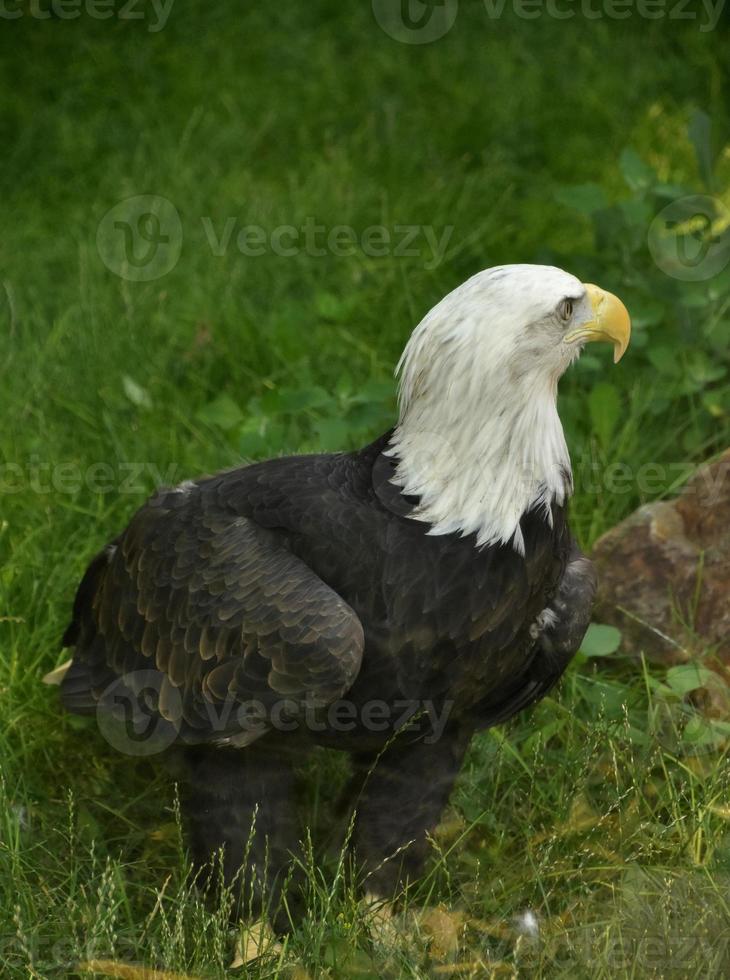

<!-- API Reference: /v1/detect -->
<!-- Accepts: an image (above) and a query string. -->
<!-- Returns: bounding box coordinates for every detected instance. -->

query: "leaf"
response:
[592,205,626,251]
[647,345,682,378]
[230,920,282,968]
[619,148,656,192]
[580,623,621,658]
[275,385,333,414]
[122,375,152,409]
[619,197,652,231]
[314,417,351,451]
[588,382,621,449]
[653,181,693,200]
[578,678,627,716]
[349,378,395,404]
[686,353,726,388]
[665,664,717,695]
[344,400,394,432]
[681,715,716,747]
[315,292,356,322]
[77,961,201,980]
[625,725,651,747]
[688,109,714,190]
[702,391,727,418]
[554,183,608,215]
[238,418,289,458]
[414,905,465,959]
[196,394,244,430]
[256,385,332,417]
[625,295,665,329]
[683,717,730,749]
[574,353,602,372]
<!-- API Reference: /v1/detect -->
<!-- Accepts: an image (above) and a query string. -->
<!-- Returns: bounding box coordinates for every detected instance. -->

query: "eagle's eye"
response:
[558,298,573,321]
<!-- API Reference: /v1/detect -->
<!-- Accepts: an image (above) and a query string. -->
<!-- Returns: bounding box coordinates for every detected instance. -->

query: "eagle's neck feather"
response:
[386,374,572,554]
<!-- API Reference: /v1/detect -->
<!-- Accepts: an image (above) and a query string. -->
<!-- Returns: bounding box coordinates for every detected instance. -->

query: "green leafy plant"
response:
[555,111,730,462]
[197,377,396,459]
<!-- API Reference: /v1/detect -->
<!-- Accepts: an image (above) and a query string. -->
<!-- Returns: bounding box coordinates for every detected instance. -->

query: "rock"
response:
[591,449,730,666]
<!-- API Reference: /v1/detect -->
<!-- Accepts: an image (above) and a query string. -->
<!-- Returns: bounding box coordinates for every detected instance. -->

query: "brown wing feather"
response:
[61,485,364,746]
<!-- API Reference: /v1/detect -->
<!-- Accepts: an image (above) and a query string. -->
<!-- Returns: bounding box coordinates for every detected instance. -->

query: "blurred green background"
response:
[2,2,730,977]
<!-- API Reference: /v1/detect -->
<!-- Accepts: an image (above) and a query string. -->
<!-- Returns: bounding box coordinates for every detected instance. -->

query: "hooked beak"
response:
[565,284,631,363]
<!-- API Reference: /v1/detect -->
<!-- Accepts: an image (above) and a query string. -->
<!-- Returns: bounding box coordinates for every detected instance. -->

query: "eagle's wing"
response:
[536,543,597,659]
[60,486,365,746]
[468,538,595,730]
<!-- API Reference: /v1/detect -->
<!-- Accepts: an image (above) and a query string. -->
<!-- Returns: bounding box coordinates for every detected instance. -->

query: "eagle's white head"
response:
[387,264,631,553]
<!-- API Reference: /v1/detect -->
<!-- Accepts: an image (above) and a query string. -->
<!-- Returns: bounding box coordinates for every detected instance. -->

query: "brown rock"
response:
[591,449,730,666]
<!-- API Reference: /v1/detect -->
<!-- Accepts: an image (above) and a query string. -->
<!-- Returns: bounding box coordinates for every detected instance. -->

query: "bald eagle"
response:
[57,265,630,918]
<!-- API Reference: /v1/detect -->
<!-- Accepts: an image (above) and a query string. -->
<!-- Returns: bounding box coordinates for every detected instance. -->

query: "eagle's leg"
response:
[180,735,301,923]
[348,726,471,899]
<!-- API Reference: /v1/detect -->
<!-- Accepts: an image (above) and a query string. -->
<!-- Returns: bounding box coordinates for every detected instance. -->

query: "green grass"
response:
[2,3,730,976]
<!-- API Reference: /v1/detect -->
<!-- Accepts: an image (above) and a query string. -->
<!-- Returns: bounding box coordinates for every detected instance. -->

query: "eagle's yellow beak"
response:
[565,284,631,363]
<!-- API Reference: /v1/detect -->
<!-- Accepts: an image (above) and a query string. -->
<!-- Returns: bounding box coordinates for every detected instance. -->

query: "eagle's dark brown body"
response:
[60,430,596,916]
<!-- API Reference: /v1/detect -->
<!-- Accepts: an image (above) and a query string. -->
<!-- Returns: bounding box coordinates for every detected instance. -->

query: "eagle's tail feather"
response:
[42,658,73,686]
[59,659,98,714]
